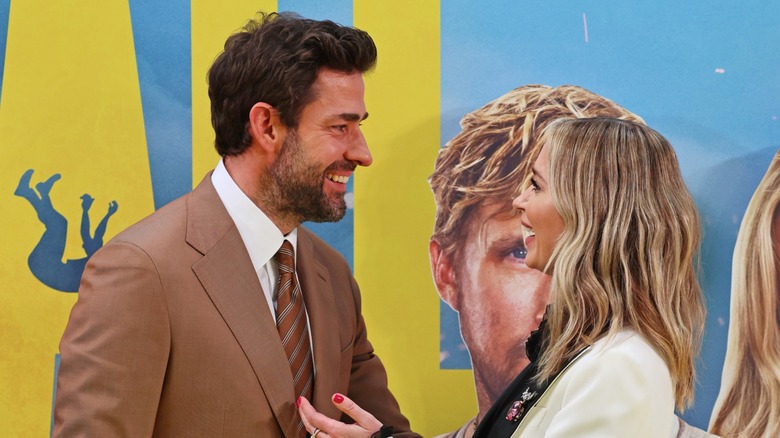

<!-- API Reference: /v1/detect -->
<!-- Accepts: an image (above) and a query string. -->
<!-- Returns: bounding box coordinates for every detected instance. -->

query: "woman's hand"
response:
[298,393,383,438]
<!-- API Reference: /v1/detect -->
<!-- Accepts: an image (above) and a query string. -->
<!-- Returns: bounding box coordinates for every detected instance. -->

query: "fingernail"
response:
[296,397,301,408]
[333,394,344,404]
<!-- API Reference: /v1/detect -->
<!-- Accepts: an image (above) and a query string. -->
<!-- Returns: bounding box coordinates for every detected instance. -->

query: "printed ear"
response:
[429,239,461,311]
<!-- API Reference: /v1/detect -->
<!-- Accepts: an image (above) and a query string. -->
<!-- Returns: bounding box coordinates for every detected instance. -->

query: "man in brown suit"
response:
[53,12,417,438]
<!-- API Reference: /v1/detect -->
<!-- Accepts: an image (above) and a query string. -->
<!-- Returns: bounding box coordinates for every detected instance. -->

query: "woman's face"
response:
[512,145,565,272]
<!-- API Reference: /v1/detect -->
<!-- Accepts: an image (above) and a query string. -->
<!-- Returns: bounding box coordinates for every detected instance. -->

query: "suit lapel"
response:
[296,228,341,418]
[186,175,299,436]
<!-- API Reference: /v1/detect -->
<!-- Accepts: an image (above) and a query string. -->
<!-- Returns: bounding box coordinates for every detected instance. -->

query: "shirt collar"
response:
[211,159,298,271]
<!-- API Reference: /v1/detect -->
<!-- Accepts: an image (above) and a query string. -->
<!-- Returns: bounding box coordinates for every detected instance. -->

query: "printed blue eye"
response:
[510,246,527,260]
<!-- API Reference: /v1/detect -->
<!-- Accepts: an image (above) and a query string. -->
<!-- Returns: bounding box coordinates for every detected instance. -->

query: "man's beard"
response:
[269,131,354,223]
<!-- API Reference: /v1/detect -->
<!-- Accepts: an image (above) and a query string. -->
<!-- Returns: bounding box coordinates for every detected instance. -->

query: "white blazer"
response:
[511,329,677,438]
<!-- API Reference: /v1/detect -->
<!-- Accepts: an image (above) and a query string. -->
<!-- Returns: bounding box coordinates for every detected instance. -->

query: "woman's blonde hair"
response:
[710,150,780,437]
[536,117,706,410]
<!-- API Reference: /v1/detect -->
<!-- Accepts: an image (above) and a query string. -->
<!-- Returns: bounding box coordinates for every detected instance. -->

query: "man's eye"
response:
[509,247,527,260]
[332,125,348,132]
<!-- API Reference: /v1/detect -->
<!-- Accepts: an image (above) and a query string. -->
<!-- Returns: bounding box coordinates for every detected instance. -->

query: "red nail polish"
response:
[296,397,301,408]
[333,394,344,404]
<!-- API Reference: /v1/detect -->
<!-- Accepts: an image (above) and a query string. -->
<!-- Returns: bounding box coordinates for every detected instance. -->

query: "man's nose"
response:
[347,129,372,167]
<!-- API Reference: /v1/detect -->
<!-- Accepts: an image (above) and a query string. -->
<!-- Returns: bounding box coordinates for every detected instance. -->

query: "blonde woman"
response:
[710,149,780,437]
[295,117,707,438]
[497,117,706,437]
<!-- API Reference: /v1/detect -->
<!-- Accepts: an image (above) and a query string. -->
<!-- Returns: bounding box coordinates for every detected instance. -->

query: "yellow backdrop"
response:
[0,1,474,436]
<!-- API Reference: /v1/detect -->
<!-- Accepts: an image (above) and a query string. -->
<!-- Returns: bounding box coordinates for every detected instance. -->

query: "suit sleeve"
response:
[53,241,170,437]
[543,342,676,438]
[343,274,421,438]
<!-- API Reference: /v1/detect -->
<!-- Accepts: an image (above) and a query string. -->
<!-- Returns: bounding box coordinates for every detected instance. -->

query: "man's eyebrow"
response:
[489,234,524,249]
[332,112,369,122]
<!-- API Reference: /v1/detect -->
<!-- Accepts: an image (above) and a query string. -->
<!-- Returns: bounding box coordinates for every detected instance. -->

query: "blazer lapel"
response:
[296,228,341,418]
[186,174,299,436]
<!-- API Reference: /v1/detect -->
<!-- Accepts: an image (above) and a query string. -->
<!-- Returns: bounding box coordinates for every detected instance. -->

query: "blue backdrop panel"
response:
[0,0,9,103]
[129,0,192,209]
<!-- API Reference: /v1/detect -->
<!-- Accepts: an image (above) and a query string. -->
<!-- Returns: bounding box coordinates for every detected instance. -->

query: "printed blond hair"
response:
[710,150,780,437]
[429,85,643,259]
[537,118,706,410]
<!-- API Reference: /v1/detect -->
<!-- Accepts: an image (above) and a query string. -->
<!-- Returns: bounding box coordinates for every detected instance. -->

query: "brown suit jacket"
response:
[53,175,417,437]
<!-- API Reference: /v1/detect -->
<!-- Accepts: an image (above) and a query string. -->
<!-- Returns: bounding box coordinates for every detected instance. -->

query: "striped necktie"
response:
[275,240,313,435]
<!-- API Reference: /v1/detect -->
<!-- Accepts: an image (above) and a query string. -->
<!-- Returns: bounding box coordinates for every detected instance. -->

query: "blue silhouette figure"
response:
[14,169,118,292]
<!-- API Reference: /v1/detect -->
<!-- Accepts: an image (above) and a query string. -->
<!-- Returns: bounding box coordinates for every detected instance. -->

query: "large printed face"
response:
[434,202,551,400]
[513,146,565,272]
[271,69,372,223]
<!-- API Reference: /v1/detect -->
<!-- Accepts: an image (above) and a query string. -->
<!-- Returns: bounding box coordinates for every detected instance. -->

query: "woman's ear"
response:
[429,239,461,311]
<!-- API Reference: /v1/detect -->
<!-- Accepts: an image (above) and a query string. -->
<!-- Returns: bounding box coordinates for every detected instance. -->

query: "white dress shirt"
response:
[211,160,318,370]
[211,159,297,320]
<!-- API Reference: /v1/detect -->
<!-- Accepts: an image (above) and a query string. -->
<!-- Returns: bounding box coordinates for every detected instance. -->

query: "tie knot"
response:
[275,240,295,271]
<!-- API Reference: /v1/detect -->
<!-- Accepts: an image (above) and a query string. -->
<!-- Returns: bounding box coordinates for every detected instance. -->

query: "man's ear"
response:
[248,102,286,154]
[429,239,461,311]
